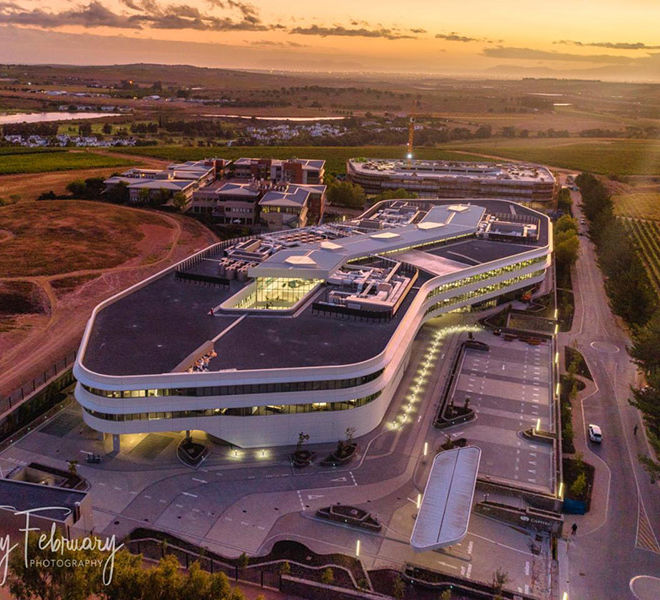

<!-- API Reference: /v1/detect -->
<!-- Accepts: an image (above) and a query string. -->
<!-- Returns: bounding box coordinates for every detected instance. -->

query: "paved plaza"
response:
[0,316,553,596]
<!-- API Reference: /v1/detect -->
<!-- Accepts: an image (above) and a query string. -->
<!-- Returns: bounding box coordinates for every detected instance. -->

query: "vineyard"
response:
[620,217,660,294]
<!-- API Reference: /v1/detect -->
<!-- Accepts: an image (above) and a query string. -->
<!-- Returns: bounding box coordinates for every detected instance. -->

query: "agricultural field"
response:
[0,149,135,175]
[119,138,660,176]
[119,145,491,175]
[613,192,660,220]
[445,138,660,176]
[620,217,660,294]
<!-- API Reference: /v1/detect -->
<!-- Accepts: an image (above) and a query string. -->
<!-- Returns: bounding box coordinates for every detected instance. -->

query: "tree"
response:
[67,459,79,475]
[554,233,579,269]
[570,472,587,499]
[84,176,105,198]
[630,311,660,374]
[137,187,151,204]
[639,454,660,484]
[492,568,509,593]
[345,427,356,444]
[279,561,291,575]
[78,123,92,137]
[8,531,103,600]
[102,123,113,135]
[143,554,184,600]
[555,214,578,234]
[373,188,418,202]
[172,192,188,211]
[393,576,406,599]
[237,552,249,570]
[67,179,87,197]
[321,567,334,585]
[327,180,365,210]
[557,187,572,213]
[106,181,129,204]
[440,590,452,600]
[296,432,310,451]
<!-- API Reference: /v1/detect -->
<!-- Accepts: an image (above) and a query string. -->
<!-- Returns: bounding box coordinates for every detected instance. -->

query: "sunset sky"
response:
[1,0,659,79]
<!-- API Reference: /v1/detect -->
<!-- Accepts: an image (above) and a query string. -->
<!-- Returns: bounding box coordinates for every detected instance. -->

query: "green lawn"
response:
[118,145,492,175]
[445,138,660,176]
[0,147,66,156]
[0,151,135,175]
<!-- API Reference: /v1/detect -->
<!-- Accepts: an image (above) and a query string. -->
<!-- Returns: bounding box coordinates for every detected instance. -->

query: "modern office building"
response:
[259,183,326,230]
[232,157,325,185]
[74,198,552,449]
[347,158,557,203]
[104,159,219,207]
[190,181,263,224]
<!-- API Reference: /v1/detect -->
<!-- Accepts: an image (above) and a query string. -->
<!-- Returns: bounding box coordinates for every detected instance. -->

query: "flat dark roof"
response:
[81,200,548,377]
[427,240,539,265]
[83,270,430,376]
[83,268,242,376]
[0,479,86,518]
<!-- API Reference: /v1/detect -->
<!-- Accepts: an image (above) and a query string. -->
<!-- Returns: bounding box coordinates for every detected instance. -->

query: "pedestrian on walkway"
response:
[634,424,638,436]
[571,523,578,536]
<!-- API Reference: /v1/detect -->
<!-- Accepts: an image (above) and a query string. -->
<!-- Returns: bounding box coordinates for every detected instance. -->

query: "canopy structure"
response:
[410,446,481,551]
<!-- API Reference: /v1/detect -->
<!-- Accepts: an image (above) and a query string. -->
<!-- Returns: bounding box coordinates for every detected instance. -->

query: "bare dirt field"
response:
[0,199,217,396]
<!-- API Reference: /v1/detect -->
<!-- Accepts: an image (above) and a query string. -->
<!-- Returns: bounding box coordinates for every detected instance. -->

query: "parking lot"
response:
[448,331,555,494]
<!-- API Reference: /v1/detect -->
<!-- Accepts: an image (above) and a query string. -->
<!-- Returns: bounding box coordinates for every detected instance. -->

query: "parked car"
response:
[588,424,603,443]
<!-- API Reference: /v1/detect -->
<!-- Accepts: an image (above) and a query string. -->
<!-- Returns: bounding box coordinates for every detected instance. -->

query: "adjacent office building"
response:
[347,158,557,203]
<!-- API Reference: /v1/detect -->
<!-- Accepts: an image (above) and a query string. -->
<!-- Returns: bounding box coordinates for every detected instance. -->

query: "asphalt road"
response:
[559,180,660,600]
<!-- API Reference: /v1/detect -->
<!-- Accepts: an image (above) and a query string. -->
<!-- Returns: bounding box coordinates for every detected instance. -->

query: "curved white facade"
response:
[74,200,552,448]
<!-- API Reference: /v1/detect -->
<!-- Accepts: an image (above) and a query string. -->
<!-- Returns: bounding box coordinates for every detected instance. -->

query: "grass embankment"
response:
[0,150,135,175]
[118,145,491,175]
[0,200,174,277]
[445,138,660,176]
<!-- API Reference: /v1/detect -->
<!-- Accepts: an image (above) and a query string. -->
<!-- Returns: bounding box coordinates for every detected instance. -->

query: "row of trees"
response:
[577,172,660,479]
[576,173,657,325]
[159,119,236,138]
[8,533,250,600]
[554,214,580,288]
[629,312,660,479]
[2,122,59,136]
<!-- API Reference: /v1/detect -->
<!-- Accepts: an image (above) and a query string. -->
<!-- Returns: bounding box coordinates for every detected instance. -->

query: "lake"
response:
[202,114,346,122]
[0,112,120,124]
